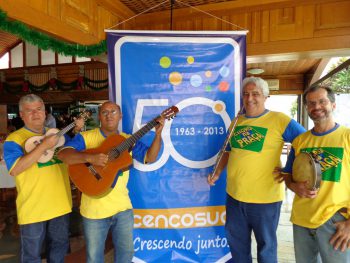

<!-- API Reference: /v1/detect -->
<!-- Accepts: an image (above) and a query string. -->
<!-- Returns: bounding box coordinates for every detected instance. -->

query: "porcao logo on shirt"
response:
[230,125,267,152]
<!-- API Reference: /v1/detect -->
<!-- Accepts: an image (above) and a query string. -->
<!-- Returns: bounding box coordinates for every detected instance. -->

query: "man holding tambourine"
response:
[281,86,350,262]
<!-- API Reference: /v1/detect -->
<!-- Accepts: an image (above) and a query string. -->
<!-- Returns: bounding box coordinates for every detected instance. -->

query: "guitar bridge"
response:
[85,163,102,180]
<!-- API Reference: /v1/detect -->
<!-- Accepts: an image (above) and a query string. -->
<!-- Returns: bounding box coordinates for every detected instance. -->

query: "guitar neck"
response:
[111,117,159,157]
[56,122,76,137]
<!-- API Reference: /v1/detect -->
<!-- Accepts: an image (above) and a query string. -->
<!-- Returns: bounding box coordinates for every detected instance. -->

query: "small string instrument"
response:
[292,152,322,190]
[68,106,179,196]
[209,107,244,180]
[25,111,90,163]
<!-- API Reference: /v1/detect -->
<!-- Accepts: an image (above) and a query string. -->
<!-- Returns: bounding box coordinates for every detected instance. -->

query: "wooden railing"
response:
[0,61,109,104]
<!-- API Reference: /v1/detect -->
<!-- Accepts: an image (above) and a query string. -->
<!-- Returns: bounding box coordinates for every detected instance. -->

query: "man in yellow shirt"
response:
[208,77,305,263]
[283,86,350,262]
[58,101,164,263]
[3,94,80,262]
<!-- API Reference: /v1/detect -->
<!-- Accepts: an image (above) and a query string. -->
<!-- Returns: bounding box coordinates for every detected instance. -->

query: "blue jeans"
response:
[82,209,134,263]
[293,211,350,263]
[225,194,282,263]
[20,213,70,263]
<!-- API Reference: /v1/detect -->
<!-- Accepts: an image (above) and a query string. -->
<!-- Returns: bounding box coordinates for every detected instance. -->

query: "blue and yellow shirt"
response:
[227,110,305,203]
[63,128,149,219]
[284,124,350,228]
[3,127,72,225]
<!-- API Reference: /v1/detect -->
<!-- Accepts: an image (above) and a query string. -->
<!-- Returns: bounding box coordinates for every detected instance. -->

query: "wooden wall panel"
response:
[269,5,314,41]
[62,0,95,32]
[0,0,134,44]
[2,0,349,55]
[314,0,350,37]
[47,0,61,18]
[130,0,350,57]
[27,0,48,12]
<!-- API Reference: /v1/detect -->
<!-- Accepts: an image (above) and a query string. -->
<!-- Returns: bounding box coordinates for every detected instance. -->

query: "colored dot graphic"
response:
[219,66,230,77]
[187,56,195,64]
[205,85,212,92]
[160,56,171,68]
[212,101,226,114]
[205,71,212,78]
[219,81,229,91]
[190,75,202,87]
[214,103,224,112]
[169,72,183,86]
[160,55,230,93]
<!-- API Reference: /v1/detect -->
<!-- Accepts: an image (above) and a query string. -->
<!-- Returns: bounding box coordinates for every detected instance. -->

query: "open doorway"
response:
[265,95,299,121]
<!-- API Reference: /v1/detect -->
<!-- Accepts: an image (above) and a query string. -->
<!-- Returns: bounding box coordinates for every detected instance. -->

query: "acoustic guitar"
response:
[25,111,90,163]
[68,106,179,197]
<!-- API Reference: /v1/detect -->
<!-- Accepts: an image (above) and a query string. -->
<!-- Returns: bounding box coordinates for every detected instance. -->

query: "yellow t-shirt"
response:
[4,127,72,224]
[291,125,350,228]
[227,111,304,203]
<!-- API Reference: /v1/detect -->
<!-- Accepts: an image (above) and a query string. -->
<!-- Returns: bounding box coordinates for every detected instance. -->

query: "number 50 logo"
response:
[133,97,231,171]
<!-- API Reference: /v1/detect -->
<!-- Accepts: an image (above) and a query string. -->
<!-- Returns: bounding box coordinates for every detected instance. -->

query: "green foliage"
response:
[0,9,106,57]
[290,99,298,119]
[328,58,350,93]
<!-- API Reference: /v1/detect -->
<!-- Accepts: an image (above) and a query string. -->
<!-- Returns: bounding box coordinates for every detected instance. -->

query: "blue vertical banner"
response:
[106,31,246,262]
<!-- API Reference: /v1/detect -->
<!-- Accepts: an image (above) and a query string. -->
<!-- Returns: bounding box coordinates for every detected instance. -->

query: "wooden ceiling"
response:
[1,0,349,95]
[119,0,231,14]
[0,28,321,85]
[0,30,19,58]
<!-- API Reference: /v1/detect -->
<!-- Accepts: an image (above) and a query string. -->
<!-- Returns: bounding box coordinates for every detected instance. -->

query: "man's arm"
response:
[207,151,229,186]
[57,132,108,166]
[57,148,107,166]
[277,147,318,198]
[145,117,164,163]
[9,135,59,176]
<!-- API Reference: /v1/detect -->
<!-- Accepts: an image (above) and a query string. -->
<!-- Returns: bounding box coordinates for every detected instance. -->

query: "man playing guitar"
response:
[58,101,164,263]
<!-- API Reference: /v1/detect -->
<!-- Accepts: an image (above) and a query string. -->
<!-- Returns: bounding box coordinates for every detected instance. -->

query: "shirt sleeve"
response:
[282,119,306,143]
[61,133,86,151]
[132,140,149,163]
[3,141,24,171]
[282,147,296,174]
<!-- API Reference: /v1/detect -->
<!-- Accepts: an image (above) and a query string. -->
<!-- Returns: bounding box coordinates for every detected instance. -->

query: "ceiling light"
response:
[247,68,264,74]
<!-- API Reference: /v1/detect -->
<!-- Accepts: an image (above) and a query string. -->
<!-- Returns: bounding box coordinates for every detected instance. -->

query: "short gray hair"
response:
[242,77,269,97]
[19,94,44,111]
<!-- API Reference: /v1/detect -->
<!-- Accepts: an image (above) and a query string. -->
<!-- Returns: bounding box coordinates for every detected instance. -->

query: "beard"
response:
[309,109,331,122]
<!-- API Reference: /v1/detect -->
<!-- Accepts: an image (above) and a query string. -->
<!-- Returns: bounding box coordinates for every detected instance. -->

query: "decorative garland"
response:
[0,9,107,57]
[0,76,108,94]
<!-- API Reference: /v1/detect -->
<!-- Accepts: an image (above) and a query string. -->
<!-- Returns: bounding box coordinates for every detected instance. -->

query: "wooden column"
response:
[0,105,7,134]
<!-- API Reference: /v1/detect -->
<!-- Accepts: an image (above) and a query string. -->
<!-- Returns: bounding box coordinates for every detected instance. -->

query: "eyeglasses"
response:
[306,99,330,108]
[101,110,119,116]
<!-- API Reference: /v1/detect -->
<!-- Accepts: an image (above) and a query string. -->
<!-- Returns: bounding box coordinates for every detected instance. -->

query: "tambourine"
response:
[292,152,322,190]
